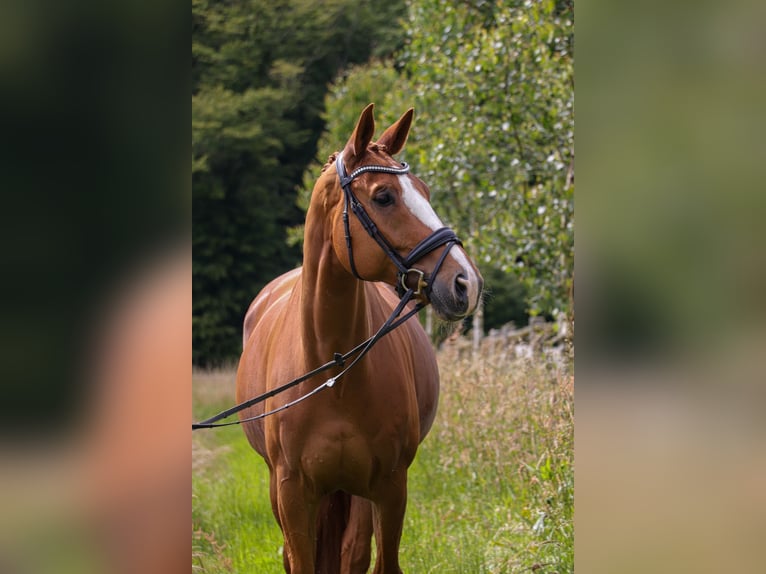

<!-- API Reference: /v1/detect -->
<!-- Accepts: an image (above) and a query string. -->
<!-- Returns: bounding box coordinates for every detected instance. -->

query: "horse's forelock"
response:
[369,143,388,154]
[320,143,391,174]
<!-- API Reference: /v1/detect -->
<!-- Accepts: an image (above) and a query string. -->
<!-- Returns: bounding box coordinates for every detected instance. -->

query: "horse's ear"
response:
[344,103,376,163]
[376,108,414,156]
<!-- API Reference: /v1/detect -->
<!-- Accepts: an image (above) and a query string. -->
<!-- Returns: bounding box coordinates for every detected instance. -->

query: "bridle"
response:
[336,152,461,297]
[192,154,464,430]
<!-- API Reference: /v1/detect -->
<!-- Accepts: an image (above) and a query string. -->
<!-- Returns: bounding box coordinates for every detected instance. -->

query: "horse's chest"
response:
[291,416,414,495]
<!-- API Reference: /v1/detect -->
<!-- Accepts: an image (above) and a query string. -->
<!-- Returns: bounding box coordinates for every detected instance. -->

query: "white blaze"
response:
[398,174,444,231]
[398,174,480,308]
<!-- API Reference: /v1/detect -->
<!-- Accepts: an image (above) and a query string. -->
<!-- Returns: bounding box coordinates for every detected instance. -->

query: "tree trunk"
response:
[425,305,433,343]
[472,298,483,355]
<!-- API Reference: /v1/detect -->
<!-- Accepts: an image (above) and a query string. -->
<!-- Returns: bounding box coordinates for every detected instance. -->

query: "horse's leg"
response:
[371,469,408,574]
[340,496,373,574]
[275,467,318,574]
[266,471,291,573]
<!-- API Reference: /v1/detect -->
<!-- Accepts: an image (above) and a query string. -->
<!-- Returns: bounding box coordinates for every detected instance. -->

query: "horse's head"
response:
[328,103,483,321]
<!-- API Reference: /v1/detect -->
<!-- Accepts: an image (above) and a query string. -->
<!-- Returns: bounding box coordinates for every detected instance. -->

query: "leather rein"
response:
[192,154,461,430]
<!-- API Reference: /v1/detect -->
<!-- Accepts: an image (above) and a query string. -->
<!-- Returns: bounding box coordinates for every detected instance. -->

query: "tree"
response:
[295,0,574,336]
[192,0,406,365]
[402,0,574,320]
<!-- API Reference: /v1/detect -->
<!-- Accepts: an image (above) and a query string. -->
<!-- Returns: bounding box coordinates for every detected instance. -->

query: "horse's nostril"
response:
[455,274,468,300]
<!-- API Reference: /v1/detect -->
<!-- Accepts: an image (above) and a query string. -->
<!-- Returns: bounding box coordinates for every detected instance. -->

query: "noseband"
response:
[336,153,461,298]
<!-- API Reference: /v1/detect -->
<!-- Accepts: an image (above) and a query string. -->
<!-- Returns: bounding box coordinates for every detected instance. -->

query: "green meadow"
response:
[193,344,573,573]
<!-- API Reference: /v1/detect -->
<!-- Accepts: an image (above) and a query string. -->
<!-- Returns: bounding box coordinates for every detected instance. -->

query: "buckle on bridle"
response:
[401,268,428,296]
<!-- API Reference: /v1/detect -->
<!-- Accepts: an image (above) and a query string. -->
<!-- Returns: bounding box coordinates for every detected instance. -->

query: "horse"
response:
[236,104,483,573]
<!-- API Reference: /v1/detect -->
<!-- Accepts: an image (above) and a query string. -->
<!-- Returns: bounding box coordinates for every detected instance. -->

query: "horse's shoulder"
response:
[243,267,302,348]
[369,283,409,324]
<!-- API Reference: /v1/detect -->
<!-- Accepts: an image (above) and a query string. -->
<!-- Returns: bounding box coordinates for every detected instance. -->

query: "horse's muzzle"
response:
[429,267,483,321]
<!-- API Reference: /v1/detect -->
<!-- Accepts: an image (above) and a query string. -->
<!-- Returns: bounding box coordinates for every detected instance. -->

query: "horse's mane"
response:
[321,153,338,173]
[320,143,389,173]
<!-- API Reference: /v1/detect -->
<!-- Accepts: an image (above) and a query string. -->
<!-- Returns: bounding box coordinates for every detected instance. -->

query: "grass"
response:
[192,344,573,573]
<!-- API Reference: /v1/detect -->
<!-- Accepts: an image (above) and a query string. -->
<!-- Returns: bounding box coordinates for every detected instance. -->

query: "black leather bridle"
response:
[336,153,462,298]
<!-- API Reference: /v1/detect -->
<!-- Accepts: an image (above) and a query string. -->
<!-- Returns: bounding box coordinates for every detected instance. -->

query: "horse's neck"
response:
[301,218,369,369]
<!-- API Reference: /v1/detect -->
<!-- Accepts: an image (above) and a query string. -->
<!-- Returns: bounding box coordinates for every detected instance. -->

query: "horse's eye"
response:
[373,191,394,207]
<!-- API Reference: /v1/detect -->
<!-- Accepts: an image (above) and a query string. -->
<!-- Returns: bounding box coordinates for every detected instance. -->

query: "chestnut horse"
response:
[236,104,482,573]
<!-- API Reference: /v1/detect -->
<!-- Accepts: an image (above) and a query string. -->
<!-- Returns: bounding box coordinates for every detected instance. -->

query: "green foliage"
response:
[402,0,574,317]
[193,0,574,364]
[192,0,406,365]
[482,266,530,332]
[295,0,574,322]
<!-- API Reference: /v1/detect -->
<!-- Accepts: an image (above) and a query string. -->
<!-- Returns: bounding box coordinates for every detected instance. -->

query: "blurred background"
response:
[0,0,188,572]
[577,0,766,571]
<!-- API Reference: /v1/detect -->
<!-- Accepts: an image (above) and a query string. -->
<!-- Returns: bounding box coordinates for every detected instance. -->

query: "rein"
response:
[192,153,461,431]
[192,289,423,430]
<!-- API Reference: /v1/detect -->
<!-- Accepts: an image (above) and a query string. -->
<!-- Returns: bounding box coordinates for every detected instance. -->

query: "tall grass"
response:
[192,344,573,573]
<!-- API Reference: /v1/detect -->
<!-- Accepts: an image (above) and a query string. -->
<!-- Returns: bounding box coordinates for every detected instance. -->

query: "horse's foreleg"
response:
[341,495,373,574]
[266,472,291,572]
[275,468,318,574]
[371,469,408,574]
